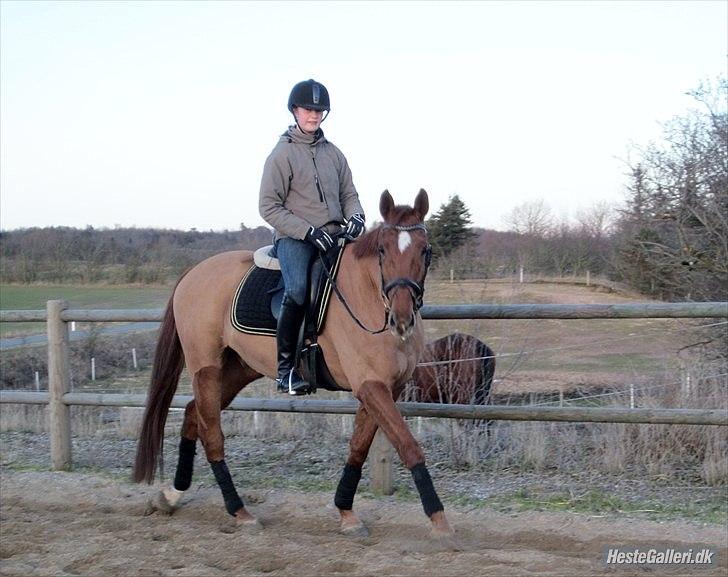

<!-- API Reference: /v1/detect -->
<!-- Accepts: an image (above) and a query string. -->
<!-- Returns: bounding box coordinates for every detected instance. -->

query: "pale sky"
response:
[1,0,725,232]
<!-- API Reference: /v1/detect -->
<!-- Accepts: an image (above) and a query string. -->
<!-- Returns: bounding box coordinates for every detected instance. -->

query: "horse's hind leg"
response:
[155,352,261,521]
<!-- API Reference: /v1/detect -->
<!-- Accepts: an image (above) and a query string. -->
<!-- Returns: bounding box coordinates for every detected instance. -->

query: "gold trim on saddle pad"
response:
[229,265,277,336]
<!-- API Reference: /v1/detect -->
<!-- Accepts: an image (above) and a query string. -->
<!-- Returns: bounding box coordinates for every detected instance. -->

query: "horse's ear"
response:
[414,189,429,219]
[379,190,395,221]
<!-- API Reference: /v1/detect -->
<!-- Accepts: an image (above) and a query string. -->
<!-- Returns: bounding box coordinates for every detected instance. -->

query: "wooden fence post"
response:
[370,429,394,495]
[48,300,71,470]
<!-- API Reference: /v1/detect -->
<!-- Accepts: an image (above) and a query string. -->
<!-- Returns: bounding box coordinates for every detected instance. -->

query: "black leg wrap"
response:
[173,437,197,491]
[210,460,244,516]
[334,464,362,510]
[411,463,444,517]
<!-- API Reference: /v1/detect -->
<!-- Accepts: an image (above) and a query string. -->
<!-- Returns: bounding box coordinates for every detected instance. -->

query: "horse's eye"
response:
[378,246,385,256]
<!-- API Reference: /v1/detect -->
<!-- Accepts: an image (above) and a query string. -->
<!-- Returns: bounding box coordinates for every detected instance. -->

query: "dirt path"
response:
[1,470,725,577]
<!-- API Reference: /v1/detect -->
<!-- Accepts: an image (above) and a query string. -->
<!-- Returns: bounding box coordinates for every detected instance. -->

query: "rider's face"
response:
[293,106,324,134]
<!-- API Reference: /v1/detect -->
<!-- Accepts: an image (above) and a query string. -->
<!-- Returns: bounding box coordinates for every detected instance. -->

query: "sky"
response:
[1,0,726,233]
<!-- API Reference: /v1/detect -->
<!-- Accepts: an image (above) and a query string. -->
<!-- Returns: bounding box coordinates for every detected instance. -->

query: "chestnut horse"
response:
[401,333,494,405]
[133,190,453,538]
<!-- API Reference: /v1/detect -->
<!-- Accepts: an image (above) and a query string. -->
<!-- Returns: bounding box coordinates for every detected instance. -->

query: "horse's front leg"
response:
[356,379,453,537]
[335,406,379,536]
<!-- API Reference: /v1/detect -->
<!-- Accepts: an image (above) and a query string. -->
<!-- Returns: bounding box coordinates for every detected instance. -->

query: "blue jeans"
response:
[275,237,318,306]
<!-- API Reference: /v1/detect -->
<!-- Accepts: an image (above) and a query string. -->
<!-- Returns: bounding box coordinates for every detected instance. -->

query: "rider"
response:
[259,79,366,396]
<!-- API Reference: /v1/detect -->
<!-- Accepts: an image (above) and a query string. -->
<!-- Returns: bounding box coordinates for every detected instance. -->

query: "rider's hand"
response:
[305,226,335,252]
[344,213,366,239]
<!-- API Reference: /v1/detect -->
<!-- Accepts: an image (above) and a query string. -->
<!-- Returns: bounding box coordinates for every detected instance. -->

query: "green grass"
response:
[483,487,727,525]
[0,284,172,336]
[0,284,172,309]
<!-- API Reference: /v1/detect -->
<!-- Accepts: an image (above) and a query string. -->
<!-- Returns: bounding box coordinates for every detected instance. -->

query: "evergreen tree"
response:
[426,194,476,261]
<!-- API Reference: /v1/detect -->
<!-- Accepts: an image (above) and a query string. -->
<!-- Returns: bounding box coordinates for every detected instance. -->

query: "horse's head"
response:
[374,189,432,340]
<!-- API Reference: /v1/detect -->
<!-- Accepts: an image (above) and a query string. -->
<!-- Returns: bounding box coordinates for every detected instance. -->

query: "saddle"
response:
[230,244,347,392]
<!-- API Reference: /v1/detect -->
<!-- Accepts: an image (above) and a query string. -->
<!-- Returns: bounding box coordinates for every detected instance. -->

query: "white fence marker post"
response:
[71,321,76,332]
[132,348,138,370]
[450,269,454,283]
[35,371,40,391]
[91,358,96,381]
[586,271,591,286]
[519,266,524,283]
[629,384,635,409]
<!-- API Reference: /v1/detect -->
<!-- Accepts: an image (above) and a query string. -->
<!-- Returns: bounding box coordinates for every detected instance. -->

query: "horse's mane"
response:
[352,205,424,259]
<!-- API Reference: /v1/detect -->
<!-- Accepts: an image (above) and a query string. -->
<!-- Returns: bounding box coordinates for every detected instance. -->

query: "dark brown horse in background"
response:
[133,190,454,539]
[400,332,495,405]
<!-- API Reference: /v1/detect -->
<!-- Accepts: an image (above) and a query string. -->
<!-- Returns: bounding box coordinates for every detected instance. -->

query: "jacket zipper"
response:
[311,154,325,203]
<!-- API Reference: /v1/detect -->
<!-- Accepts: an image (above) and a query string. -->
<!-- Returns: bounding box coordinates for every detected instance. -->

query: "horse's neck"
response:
[338,248,381,310]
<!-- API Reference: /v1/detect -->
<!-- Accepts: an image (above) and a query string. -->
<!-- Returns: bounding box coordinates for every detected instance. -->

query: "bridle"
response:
[378,223,432,314]
[320,223,432,335]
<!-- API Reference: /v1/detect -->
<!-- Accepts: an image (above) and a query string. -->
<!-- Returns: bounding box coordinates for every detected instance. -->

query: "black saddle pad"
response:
[230,266,281,336]
[230,247,345,338]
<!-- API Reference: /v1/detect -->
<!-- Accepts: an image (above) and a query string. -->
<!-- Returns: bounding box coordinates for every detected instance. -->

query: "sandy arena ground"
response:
[1,469,725,577]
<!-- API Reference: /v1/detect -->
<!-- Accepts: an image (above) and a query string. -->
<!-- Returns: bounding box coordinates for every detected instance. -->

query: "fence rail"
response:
[2,301,727,323]
[2,391,726,426]
[1,300,727,484]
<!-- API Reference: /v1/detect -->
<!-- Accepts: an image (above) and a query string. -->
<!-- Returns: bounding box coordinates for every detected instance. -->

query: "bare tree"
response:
[576,201,615,239]
[615,76,727,302]
[503,199,554,237]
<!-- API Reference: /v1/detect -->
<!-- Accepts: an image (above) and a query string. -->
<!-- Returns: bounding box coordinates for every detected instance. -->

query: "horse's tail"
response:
[133,287,185,484]
[473,340,495,406]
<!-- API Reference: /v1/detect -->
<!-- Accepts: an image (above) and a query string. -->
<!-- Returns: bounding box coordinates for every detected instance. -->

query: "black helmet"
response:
[287,79,330,112]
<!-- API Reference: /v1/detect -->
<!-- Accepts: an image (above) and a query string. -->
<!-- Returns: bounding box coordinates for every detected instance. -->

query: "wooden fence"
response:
[1,300,727,493]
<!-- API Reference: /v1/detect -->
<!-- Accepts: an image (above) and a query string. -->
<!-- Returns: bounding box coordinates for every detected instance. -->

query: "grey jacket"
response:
[259,126,364,241]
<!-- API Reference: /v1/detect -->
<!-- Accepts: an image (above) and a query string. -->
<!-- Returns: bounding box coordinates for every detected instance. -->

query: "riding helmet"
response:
[287,79,330,112]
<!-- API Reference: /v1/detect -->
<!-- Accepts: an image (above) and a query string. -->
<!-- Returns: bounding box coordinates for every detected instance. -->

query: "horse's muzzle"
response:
[388,310,416,340]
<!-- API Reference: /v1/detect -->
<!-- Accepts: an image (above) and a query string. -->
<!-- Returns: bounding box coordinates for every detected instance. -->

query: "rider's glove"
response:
[305,226,335,253]
[344,213,366,239]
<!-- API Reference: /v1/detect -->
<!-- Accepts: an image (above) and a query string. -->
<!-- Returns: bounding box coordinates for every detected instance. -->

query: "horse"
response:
[133,189,454,539]
[400,332,495,406]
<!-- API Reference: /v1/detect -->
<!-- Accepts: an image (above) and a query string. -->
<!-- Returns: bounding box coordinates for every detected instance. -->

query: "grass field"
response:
[0,284,173,336]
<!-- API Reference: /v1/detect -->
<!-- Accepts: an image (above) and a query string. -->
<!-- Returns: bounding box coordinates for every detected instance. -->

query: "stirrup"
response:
[276,370,311,396]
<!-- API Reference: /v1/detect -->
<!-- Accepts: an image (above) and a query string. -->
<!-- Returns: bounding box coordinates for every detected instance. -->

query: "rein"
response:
[319,223,431,335]
[319,239,388,335]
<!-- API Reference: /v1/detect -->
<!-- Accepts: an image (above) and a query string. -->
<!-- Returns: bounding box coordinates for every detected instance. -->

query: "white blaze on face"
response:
[398,231,412,253]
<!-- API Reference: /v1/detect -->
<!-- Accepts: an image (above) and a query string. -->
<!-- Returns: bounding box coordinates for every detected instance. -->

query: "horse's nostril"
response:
[389,315,396,327]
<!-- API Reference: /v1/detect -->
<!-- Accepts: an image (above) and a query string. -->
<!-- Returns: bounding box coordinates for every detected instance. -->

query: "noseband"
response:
[379,223,432,313]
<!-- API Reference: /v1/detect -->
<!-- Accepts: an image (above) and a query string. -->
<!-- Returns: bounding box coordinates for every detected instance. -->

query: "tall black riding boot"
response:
[276,297,311,395]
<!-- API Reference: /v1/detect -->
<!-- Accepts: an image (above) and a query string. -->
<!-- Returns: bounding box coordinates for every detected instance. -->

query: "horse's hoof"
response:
[219,515,263,534]
[235,517,263,532]
[340,522,369,538]
[143,492,176,516]
[430,529,462,551]
[234,509,263,532]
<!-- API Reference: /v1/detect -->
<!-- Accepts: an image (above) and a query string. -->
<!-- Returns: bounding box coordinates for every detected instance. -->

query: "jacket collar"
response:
[283,125,326,145]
